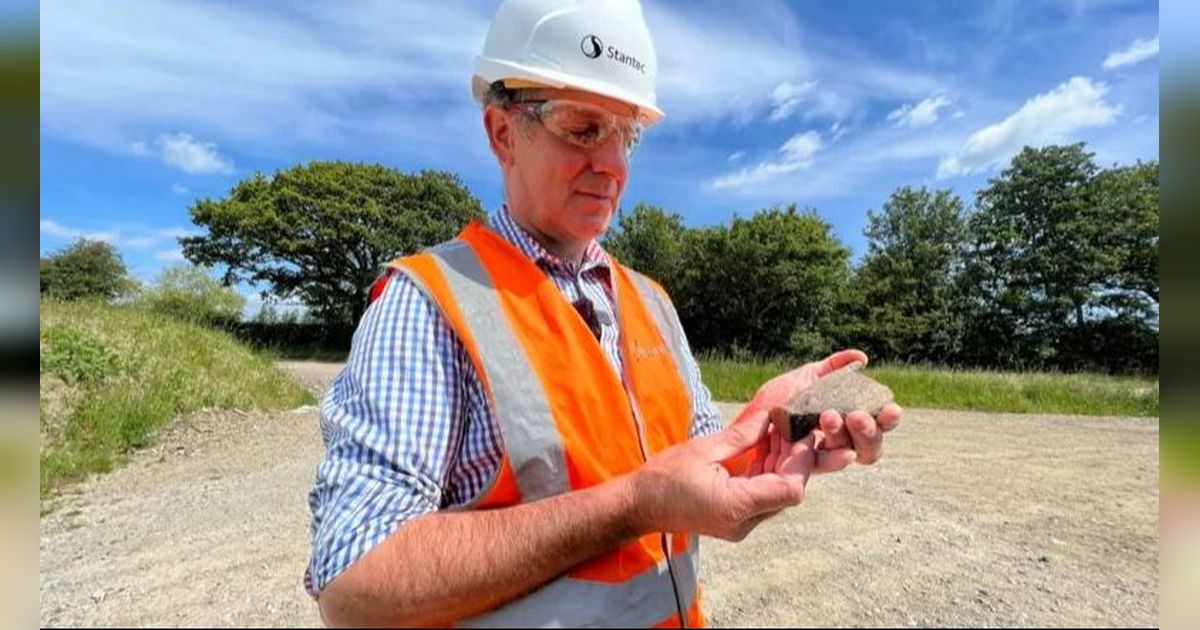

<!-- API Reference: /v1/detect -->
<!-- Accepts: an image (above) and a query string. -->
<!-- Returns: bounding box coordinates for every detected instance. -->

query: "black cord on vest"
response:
[662,533,687,627]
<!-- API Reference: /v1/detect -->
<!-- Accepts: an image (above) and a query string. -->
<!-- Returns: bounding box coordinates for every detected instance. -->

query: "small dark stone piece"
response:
[768,361,895,442]
[787,413,821,442]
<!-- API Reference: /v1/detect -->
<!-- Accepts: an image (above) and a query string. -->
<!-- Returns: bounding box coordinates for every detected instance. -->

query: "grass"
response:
[258,346,350,363]
[698,355,1159,417]
[39,300,315,498]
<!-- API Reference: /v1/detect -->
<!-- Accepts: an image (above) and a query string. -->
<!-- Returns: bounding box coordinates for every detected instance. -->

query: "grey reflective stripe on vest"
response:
[460,542,701,628]
[405,240,571,502]
[625,271,695,411]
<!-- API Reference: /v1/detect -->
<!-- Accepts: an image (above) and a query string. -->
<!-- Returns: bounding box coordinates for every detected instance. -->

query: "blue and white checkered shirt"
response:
[305,207,724,596]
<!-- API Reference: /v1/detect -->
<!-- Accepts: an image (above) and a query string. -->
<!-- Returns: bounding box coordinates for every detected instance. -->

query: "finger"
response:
[818,409,849,450]
[845,410,882,465]
[735,473,806,514]
[763,423,781,474]
[814,349,870,377]
[877,403,903,433]
[748,439,767,477]
[776,431,818,478]
[697,408,770,462]
[814,447,857,474]
[776,422,787,453]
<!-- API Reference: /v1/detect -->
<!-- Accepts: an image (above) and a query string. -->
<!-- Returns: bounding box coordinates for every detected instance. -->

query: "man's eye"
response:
[566,124,603,144]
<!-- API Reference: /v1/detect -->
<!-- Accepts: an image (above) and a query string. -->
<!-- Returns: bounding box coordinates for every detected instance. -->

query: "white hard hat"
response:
[472,0,665,126]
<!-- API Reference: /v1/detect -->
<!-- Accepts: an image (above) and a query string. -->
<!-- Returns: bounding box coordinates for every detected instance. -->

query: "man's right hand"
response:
[627,409,818,542]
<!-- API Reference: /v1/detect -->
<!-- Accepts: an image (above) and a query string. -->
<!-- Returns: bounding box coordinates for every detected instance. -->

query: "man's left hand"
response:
[739,349,903,476]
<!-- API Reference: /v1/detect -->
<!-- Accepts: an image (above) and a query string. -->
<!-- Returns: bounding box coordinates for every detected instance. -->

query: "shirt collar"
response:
[490,205,611,274]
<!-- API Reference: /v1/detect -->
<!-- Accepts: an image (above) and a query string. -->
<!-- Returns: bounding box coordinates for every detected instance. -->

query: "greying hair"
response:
[482,80,539,141]
[481,80,522,108]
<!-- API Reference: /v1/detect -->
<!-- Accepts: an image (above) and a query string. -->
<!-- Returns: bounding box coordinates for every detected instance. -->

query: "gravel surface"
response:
[40,361,1159,627]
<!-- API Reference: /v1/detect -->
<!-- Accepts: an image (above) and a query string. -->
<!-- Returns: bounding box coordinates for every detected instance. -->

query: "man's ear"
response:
[483,106,516,167]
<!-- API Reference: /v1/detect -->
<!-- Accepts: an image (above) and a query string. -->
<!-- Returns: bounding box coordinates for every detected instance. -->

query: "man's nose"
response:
[588,135,628,179]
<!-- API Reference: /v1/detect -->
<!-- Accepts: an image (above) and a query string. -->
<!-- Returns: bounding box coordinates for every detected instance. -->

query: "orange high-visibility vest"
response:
[382,220,704,628]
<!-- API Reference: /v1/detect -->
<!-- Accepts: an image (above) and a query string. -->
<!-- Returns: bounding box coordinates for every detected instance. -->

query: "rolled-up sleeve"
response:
[305,272,467,597]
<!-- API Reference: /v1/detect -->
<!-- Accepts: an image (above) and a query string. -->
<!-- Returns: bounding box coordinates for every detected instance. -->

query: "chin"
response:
[566,219,610,245]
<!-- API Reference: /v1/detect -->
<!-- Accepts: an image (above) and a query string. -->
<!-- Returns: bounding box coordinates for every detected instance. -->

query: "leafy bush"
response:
[139,265,246,326]
[40,239,134,301]
[39,326,121,386]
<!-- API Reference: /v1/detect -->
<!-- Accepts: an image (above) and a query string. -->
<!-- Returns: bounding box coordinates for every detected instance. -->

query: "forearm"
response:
[318,473,643,627]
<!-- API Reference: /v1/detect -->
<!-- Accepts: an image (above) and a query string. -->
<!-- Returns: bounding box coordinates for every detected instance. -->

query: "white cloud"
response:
[40,220,77,240]
[710,130,822,189]
[887,93,954,128]
[645,3,816,125]
[1102,35,1158,70]
[40,220,198,251]
[768,80,817,122]
[727,151,745,162]
[780,131,822,162]
[154,249,186,263]
[828,120,848,142]
[937,76,1120,178]
[155,227,200,240]
[124,236,158,249]
[643,2,940,126]
[871,131,965,163]
[39,219,119,244]
[40,1,493,156]
[40,0,948,184]
[171,183,189,194]
[156,133,234,175]
[126,227,200,249]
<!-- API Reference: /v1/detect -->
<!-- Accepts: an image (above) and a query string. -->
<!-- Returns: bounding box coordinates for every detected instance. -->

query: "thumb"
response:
[695,408,770,463]
[734,473,807,516]
[814,349,869,377]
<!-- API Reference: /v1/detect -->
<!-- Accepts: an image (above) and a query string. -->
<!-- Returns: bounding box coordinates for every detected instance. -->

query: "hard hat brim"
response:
[473,56,665,127]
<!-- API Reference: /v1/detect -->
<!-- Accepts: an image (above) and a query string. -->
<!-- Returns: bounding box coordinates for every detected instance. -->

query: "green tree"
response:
[850,187,969,363]
[675,205,851,359]
[181,162,485,325]
[139,265,246,327]
[961,144,1159,371]
[252,300,303,325]
[1089,161,1159,313]
[1073,160,1159,372]
[40,239,133,301]
[603,202,688,294]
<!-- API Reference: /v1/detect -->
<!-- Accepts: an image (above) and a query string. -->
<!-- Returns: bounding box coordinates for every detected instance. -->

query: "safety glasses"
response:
[508,99,642,157]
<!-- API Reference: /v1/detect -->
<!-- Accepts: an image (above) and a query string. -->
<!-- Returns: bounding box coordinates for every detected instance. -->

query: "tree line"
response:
[606,144,1158,373]
[41,142,1157,373]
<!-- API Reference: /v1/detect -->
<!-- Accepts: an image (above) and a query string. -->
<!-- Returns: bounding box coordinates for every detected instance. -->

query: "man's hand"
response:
[741,349,903,474]
[628,408,816,541]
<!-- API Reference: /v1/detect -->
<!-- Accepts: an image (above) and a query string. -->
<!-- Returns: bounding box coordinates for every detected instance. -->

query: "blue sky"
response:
[39,0,1160,316]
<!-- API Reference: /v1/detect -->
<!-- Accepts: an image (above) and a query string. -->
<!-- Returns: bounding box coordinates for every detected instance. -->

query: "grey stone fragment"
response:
[768,361,895,441]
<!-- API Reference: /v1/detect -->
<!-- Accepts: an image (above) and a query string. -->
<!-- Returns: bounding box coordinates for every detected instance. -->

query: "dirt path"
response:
[40,361,1159,627]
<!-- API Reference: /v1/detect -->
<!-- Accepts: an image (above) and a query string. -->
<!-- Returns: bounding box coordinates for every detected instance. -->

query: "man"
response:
[307,0,902,626]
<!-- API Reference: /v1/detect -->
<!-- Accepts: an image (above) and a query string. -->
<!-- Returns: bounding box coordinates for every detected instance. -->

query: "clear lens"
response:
[511,100,642,156]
